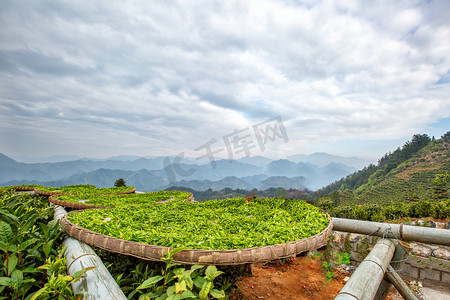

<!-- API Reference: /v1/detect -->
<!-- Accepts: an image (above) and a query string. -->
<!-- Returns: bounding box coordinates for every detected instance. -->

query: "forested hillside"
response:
[316,132,450,221]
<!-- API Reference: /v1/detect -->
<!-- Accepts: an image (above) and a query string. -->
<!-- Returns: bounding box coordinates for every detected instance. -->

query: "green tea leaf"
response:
[180,290,197,299]
[0,221,12,243]
[30,286,48,300]
[11,269,23,285]
[72,266,96,282]
[42,242,52,258]
[209,289,225,299]
[175,281,187,294]
[167,294,181,300]
[18,238,39,252]
[0,241,7,252]
[7,254,18,275]
[184,275,194,290]
[137,275,164,290]
[205,266,223,280]
[0,277,12,287]
[193,276,205,290]
[199,281,212,300]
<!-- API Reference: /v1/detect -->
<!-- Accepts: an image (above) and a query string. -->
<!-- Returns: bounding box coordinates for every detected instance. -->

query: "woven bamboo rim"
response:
[60,210,332,265]
[8,186,36,192]
[50,191,194,210]
[49,197,113,210]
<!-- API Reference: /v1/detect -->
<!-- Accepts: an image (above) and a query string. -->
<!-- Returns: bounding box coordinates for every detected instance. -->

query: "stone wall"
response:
[329,231,450,284]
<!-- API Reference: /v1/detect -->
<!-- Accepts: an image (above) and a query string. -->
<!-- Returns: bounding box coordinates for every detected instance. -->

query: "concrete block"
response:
[407,255,450,273]
[442,271,450,283]
[422,268,441,281]
[399,263,419,278]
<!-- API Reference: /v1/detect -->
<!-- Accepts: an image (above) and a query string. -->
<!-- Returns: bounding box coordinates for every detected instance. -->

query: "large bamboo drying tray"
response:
[37,187,136,197]
[60,210,332,265]
[3,185,136,197]
[50,191,194,210]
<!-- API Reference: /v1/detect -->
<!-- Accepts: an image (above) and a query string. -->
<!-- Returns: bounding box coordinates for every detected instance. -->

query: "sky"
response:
[1,0,449,163]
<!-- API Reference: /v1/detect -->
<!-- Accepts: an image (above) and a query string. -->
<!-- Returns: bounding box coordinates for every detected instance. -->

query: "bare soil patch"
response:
[230,255,345,300]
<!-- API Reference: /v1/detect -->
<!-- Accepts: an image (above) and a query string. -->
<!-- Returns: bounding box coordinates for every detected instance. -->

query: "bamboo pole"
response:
[384,265,418,300]
[332,218,450,246]
[335,239,396,300]
[54,206,127,300]
[374,241,414,300]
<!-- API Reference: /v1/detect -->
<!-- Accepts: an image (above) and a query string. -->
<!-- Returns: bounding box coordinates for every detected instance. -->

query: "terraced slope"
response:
[355,138,449,205]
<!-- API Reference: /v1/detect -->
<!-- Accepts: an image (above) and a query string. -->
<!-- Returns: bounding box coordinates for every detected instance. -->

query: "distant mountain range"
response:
[0,153,373,191]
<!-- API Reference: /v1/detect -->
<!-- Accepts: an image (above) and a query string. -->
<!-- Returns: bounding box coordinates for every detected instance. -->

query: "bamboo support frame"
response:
[54,206,127,300]
[332,217,450,246]
[374,241,415,300]
[335,239,396,300]
[384,265,418,300]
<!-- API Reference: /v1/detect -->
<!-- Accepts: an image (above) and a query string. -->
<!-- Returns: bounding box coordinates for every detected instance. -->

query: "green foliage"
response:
[115,178,127,187]
[320,262,334,281]
[31,249,94,300]
[330,199,449,221]
[318,197,333,212]
[129,248,225,300]
[94,248,244,299]
[432,173,449,200]
[319,133,433,196]
[337,253,351,266]
[0,192,81,299]
[67,198,330,250]
[325,271,334,281]
[321,261,330,271]
[317,134,450,221]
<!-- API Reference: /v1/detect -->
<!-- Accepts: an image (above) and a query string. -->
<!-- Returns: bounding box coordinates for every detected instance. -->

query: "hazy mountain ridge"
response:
[0,153,370,191]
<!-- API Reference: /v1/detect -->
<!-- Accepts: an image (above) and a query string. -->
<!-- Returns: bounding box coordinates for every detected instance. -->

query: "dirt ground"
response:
[229,254,418,300]
[230,255,345,300]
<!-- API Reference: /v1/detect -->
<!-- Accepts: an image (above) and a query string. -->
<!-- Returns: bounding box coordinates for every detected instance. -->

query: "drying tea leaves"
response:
[66,198,329,250]
[55,191,192,207]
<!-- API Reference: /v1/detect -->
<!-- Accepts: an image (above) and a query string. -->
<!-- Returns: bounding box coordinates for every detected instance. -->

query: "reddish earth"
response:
[229,254,422,300]
[230,255,345,300]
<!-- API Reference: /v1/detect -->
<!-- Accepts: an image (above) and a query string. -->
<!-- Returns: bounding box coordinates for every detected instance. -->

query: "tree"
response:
[114,178,127,187]
[442,131,450,142]
[432,173,449,200]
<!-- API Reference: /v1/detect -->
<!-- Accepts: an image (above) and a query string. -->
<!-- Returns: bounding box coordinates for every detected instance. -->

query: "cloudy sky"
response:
[1,0,449,163]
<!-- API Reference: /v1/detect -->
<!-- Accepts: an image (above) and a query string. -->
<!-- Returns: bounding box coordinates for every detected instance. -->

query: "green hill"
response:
[317,132,450,221]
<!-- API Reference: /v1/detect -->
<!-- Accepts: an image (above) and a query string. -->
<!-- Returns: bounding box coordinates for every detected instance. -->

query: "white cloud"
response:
[0,0,449,160]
